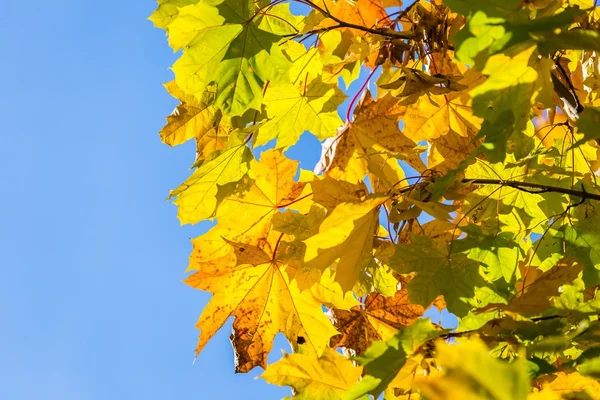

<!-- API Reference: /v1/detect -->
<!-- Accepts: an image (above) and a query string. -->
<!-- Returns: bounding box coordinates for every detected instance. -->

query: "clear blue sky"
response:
[0,2,454,399]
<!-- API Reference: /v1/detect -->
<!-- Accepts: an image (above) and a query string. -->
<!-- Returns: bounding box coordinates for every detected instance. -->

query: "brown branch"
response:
[392,178,600,201]
[439,315,565,339]
[461,179,600,202]
[285,0,415,40]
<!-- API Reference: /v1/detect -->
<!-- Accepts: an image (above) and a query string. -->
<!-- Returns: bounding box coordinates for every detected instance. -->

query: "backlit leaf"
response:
[262,347,363,400]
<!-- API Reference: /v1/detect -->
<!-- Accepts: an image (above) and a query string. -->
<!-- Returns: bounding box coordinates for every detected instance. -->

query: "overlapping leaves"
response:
[153,0,600,398]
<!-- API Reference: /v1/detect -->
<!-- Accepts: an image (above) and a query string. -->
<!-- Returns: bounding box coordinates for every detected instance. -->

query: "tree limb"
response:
[286,0,415,40]
[461,178,600,202]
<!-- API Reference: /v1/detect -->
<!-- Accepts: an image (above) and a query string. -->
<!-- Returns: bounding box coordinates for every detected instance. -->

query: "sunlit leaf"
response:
[262,347,363,400]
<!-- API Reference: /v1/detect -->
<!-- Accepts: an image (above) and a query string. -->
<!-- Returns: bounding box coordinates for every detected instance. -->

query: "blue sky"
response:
[0,2,455,399]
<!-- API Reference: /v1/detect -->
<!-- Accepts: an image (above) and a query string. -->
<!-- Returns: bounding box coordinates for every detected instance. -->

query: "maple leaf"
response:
[160,81,232,161]
[310,176,368,211]
[456,224,526,283]
[272,205,327,241]
[315,92,426,186]
[507,259,583,315]
[256,77,346,149]
[428,130,481,172]
[537,372,600,398]
[329,289,425,354]
[533,204,600,286]
[261,347,363,399]
[416,338,531,400]
[167,0,293,116]
[303,196,387,291]
[282,41,325,85]
[307,0,389,35]
[185,233,343,372]
[346,319,443,399]
[391,235,485,317]
[402,67,484,142]
[316,30,363,87]
[168,135,252,224]
[379,67,468,104]
[256,3,305,36]
[470,46,553,162]
[152,1,600,397]
[212,148,310,236]
[463,156,549,232]
[186,148,310,270]
[149,0,199,30]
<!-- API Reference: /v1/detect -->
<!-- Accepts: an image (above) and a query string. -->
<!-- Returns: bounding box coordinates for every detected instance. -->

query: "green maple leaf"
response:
[458,224,525,283]
[449,3,585,66]
[535,205,600,286]
[345,319,443,399]
[464,157,549,231]
[470,47,552,162]
[256,3,304,36]
[390,235,485,317]
[573,107,600,148]
[167,0,293,116]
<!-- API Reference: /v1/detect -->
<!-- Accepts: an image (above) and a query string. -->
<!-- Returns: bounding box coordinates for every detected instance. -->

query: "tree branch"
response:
[393,178,600,201]
[286,0,415,40]
[461,178,600,202]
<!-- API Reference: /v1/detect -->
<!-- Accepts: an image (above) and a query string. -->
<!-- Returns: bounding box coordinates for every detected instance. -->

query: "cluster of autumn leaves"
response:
[152,0,600,398]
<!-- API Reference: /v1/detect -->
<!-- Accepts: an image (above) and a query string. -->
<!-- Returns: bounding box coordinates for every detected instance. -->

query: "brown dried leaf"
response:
[330,289,425,354]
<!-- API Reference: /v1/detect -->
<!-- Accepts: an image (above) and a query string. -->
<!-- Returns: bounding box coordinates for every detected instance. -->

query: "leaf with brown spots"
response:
[152,1,600,397]
[315,92,426,186]
[330,289,425,354]
[185,231,341,372]
[185,148,312,273]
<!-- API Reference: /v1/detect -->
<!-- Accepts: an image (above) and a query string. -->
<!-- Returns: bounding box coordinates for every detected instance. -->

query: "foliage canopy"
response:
[152,0,600,398]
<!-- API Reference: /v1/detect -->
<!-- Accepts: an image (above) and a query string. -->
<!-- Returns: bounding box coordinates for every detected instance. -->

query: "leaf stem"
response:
[277,192,313,208]
[271,232,285,262]
[346,66,379,122]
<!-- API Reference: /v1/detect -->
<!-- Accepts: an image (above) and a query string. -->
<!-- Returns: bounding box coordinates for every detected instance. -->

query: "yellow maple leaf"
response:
[403,67,484,142]
[257,77,346,149]
[428,130,481,172]
[316,91,426,186]
[185,149,311,272]
[416,338,530,400]
[168,138,252,225]
[185,231,341,372]
[159,81,232,162]
[304,196,387,291]
[310,176,368,210]
[261,347,363,400]
[538,372,600,399]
